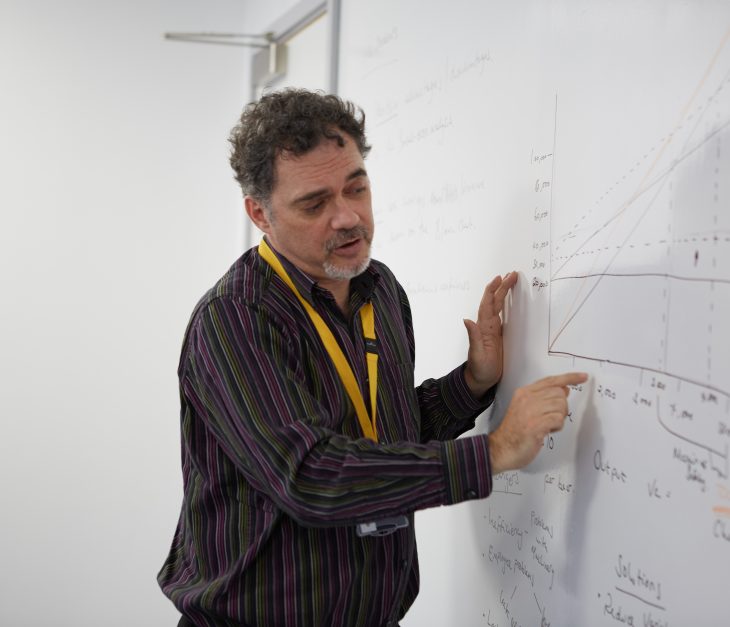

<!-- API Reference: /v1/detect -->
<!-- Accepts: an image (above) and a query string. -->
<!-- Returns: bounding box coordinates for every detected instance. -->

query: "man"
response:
[158,89,586,627]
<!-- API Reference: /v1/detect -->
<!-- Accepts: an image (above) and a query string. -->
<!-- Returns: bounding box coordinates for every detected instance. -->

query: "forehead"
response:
[272,135,365,199]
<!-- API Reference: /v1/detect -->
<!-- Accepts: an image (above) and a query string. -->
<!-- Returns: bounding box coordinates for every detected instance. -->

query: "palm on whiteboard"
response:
[463,271,517,398]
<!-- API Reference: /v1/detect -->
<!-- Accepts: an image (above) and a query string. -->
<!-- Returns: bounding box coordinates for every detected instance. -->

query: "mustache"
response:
[325,226,372,253]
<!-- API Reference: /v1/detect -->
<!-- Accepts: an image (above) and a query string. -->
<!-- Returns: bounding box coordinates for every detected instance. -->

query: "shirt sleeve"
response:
[416,363,496,442]
[180,296,492,528]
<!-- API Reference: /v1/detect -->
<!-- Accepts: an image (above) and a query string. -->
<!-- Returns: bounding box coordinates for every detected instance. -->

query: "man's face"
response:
[249,133,374,291]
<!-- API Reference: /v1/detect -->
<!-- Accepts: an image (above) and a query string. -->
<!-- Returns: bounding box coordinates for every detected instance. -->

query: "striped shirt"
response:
[158,242,495,626]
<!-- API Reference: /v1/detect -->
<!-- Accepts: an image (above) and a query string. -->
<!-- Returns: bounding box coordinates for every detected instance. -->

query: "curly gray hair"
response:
[228,88,371,206]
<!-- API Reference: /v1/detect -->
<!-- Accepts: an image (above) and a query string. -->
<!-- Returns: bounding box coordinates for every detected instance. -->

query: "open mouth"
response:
[336,238,361,251]
[326,228,370,256]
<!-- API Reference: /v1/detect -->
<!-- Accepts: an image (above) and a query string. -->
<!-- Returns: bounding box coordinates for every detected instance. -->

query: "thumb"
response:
[463,319,482,352]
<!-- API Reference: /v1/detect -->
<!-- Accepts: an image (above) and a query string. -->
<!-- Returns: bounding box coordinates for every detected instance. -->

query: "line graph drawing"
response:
[549,29,730,397]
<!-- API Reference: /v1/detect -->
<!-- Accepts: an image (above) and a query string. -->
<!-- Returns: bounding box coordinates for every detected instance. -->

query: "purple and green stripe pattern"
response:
[158,243,494,626]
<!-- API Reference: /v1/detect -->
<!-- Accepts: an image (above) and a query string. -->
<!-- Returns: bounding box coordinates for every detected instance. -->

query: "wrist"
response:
[487,430,509,476]
[464,365,492,400]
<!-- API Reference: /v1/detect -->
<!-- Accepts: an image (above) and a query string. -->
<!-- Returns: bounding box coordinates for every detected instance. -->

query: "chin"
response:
[323,256,371,280]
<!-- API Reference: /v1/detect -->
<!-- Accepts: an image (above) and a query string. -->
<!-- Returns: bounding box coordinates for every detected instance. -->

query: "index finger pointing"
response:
[534,372,589,390]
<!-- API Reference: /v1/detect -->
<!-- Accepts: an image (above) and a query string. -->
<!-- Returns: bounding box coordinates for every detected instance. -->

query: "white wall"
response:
[242,0,305,36]
[0,1,253,625]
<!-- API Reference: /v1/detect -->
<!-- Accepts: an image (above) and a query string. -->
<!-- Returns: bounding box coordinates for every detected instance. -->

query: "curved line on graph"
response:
[656,397,727,458]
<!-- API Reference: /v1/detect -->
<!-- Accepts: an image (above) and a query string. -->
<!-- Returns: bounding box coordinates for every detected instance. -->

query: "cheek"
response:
[307,224,334,252]
[357,200,374,224]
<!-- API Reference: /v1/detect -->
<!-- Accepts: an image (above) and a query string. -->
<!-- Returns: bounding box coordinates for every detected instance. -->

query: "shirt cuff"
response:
[439,363,496,420]
[441,434,493,505]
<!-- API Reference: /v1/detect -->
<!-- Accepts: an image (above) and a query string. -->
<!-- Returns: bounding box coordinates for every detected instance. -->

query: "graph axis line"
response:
[548,349,730,398]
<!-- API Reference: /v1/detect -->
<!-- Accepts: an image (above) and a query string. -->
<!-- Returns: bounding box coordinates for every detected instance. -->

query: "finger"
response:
[523,384,570,403]
[538,396,569,417]
[532,372,589,390]
[548,421,565,434]
[462,318,483,353]
[535,407,569,434]
[545,411,568,433]
[477,272,516,326]
[496,271,518,300]
[486,271,517,318]
[476,276,502,321]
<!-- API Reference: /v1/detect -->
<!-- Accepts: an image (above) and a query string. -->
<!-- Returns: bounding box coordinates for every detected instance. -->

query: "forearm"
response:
[416,363,496,442]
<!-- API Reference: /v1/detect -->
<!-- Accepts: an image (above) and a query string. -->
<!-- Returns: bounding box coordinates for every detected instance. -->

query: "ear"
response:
[244,196,272,234]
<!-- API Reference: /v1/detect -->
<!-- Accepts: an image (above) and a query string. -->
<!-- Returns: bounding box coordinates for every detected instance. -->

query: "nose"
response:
[330,196,360,230]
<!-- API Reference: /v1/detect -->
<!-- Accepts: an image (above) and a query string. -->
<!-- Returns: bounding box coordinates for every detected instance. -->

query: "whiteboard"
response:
[338,2,730,625]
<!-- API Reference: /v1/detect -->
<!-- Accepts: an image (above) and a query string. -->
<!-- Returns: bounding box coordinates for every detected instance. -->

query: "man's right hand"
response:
[488,372,589,475]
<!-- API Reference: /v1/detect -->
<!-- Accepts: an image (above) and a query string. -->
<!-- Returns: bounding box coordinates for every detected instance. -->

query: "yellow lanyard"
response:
[258,239,379,442]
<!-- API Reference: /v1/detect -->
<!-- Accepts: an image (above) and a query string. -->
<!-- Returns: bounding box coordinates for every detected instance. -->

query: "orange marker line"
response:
[549,26,730,350]
[712,505,730,517]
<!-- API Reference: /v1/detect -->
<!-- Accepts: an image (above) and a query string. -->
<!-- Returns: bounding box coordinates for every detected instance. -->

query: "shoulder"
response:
[188,246,279,318]
[178,248,309,374]
[368,258,402,293]
[181,248,281,346]
[208,248,269,303]
[369,258,410,307]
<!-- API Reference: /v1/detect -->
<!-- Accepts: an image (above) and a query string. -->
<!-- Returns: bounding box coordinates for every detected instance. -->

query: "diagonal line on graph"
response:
[549,29,730,349]
[549,177,669,350]
[552,80,729,252]
[548,29,730,351]
[550,114,730,283]
[552,28,730,248]
[549,112,730,349]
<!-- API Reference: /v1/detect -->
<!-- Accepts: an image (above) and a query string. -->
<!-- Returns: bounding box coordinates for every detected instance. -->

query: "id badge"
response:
[356,515,409,537]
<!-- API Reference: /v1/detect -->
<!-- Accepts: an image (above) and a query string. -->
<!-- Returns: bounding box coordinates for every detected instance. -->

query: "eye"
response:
[348,184,369,195]
[303,200,325,214]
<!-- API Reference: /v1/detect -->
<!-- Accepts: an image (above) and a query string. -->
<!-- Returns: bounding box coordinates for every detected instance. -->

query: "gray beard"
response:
[323,255,371,280]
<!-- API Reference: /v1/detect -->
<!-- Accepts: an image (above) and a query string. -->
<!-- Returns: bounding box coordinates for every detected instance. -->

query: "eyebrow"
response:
[291,167,368,206]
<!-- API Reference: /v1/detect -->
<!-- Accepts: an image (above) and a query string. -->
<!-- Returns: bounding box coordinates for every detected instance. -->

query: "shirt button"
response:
[465,489,477,499]
[401,559,408,569]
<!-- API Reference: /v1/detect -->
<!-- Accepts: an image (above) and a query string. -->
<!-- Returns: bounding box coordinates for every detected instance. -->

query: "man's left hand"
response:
[463,271,518,398]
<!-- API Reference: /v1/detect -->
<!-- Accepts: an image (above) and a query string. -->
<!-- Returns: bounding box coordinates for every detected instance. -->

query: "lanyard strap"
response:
[258,239,379,442]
